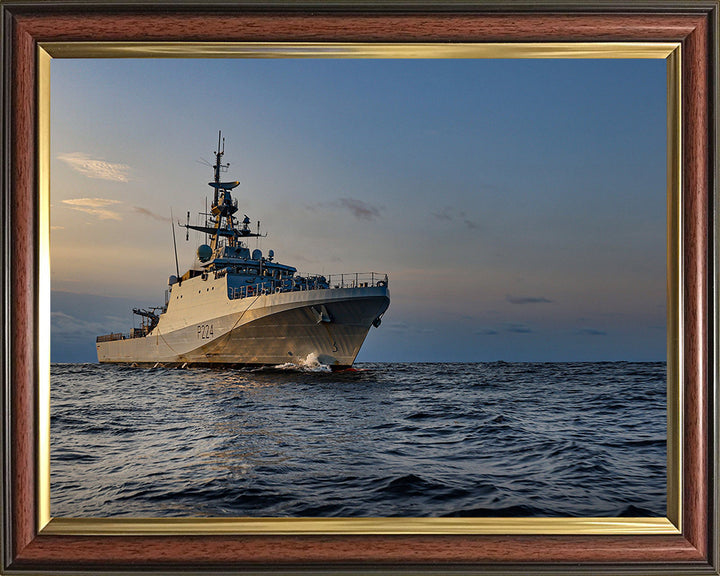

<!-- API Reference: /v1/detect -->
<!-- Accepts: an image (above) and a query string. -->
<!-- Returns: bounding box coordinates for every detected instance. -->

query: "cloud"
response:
[576,328,607,336]
[51,311,111,339]
[63,198,120,209]
[506,295,553,305]
[133,206,170,222]
[58,152,131,182]
[305,197,382,222]
[62,198,123,221]
[505,323,534,334]
[335,198,381,221]
[386,321,435,334]
[474,323,534,335]
[474,328,499,336]
[386,321,409,333]
[433,207,453,221]
[432,206,478,230]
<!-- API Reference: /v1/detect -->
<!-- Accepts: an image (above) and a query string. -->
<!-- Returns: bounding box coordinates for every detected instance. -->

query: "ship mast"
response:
[209,130,234,251]
[212,131,223,208]
[180,131,263,258]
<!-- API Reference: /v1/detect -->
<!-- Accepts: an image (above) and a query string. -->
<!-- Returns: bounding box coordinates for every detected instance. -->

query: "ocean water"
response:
[50,361,666,518]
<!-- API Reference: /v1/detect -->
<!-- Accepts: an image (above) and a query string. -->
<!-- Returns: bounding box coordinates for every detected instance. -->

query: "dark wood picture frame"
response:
[1,1,717,574]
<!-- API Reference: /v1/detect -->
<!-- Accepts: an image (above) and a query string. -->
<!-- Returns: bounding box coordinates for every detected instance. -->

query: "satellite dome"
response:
[268,249,275,261]
[197,244,212,262]
[169,275,178,286]
[252,249,262,261]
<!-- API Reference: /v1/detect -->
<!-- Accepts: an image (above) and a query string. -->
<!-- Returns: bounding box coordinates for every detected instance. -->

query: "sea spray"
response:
[273,352,332,373]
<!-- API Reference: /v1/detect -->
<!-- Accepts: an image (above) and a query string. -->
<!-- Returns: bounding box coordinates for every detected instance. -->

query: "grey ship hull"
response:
[97,286,389,369]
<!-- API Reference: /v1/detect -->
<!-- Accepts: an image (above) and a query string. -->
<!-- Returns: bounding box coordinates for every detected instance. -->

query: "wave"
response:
[441,503,550,517]
[50,361,667,518]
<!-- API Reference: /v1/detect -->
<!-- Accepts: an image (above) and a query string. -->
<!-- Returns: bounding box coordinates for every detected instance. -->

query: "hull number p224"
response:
[198,324,214,339]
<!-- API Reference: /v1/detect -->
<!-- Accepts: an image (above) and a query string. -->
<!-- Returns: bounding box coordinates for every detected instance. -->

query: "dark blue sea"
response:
[50,362,666,518]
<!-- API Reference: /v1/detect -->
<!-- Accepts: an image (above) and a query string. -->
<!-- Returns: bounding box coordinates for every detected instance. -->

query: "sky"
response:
[49,57,667,363]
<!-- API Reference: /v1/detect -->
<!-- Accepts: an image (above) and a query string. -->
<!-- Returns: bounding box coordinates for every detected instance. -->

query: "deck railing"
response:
[322,272,388,290]
[96,327,151,343]
[228,272,388,301]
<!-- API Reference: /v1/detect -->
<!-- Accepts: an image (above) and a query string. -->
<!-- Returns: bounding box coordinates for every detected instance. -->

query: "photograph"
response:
[49,56,668,519]
[3,2,717,573]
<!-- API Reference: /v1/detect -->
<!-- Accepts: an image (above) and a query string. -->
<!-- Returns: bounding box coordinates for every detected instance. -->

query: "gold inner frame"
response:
[36,41,682,536]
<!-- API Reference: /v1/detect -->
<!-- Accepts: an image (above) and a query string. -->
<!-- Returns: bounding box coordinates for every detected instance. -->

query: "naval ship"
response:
[96,133,389,369]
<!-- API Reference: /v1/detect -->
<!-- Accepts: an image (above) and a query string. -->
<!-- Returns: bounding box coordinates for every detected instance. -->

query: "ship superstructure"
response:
[96,133,389,369]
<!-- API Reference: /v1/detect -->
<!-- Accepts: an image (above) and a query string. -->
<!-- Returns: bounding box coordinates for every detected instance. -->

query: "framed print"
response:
[1,1,718,574]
